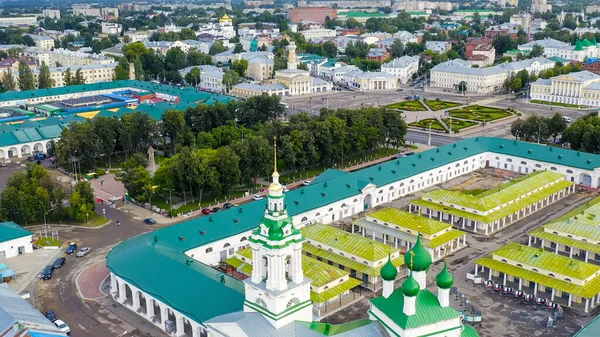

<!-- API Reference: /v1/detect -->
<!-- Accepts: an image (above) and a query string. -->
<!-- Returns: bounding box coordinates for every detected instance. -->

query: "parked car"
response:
[282,185,289,193]
[65,242,77,254]
[46,309,56,322]
[52,257,66,269]
[223,202,235,209]
[302,180,311,186]
[405,152,415,156]
[42,265,54,280]
[253,194,264,201]
[54,319,71,333]
[201,208,213,215]
[76,247,91,257]
[212,207,222,213]
[144,218,156,225]
[395,153,407,159]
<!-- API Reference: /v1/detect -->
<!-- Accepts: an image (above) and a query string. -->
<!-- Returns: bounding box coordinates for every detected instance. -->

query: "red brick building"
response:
[289,7,337,24]
[584,60,600,75]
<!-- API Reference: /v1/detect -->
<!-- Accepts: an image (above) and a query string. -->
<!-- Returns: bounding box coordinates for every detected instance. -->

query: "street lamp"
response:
[43,207,54,238]
[165,188,174,218]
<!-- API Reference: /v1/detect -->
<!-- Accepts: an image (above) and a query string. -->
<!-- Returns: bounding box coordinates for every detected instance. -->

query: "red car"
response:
[201,208,213,215]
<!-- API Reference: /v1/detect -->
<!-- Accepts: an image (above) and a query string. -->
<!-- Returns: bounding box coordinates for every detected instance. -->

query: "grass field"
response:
[530,100,581,108]
[386,100,427,111]
[424,99,462,111]
[410,118,447,131]
[448,105,512,122]
[442,118,477,132]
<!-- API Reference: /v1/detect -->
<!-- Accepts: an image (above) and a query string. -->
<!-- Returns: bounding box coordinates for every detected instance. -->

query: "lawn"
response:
[409,118,447,131]
[152,186,256,214]
[35,237,62,247]
[442,118,477,132]
[530,100,581,108]
[424,99,461,111]
[448,105,512,122]
[386,100,427,111]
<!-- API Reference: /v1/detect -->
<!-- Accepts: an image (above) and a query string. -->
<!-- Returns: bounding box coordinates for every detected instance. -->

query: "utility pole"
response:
[428,123,432,146]
[165,188,174,218]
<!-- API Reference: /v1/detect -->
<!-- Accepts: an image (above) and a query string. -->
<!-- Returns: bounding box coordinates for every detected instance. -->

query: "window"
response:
[240,237,247,242]
[535,164,541,168]
[550,167,557,171]
[205,247,213,253]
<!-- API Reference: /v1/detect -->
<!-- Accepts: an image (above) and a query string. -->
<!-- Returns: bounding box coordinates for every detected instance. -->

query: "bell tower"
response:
[243,137,312,328]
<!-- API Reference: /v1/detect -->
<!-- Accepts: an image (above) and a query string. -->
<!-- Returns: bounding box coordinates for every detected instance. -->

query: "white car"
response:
[302,180,311,186]
[76,247,91,257]
[282,185,289,193]
[253,194,264,201]
[54,319,71,333]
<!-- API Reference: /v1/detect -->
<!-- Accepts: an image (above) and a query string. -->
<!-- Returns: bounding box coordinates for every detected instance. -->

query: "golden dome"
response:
[219,14,232,23]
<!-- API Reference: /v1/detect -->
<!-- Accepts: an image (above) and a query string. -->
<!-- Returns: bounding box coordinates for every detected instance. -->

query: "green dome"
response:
[381,255,397,281]
[402,272,420,297]
[435,261,454,289]
[404,233,432,272]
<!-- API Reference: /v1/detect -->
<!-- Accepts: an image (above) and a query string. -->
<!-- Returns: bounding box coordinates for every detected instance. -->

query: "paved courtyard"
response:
[1,248,62,293]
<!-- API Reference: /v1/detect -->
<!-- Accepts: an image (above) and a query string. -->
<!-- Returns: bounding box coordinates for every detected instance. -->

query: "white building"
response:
[0,222,33,259]
[0,16,38,27]
[425,41,451,53]
[300,29,337,40]
[392,30,419,45]
[18,47,115,68]
[381,56,419,85]
[430,58,555,94]
[26,35,55,50]
[341,70,398,91]
[11,63,120,88]
[530,71,600,107]
[510,13,532,32]
[72,4,101,17]
[101,22,122,35]
[101,7,119,18]
[518,38,600,62]
[531,0,552,13]
[42,9,61,19]
[196,14,236,39]
[124,31,151,43]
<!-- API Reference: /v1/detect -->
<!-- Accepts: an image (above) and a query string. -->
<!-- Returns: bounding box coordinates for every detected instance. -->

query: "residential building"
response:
[530,71,600,107]
[300,28,337,40]
[411,171,575,236]
[430,58,555,93]
[366,48,391,63]
[0,222,33,258]
[0,58,36,72]
[101,7,119,19]
[485,24,520,41]
[201,70,224,93]
[465,38,496,67]
[72,4,101,17]
[43,9,61,19]
[322,64,360,82]
[510,13,532,33]
[0,283,68,336]
[0,16,38,27]
[196,14,236,39]
[531,0,552,13]
[143,40,212,55]
[336,11,389,24]
[587,5,600,13]
[124,31,150,43]
[299,0,391,9]
[393,1,456,12]
[289,7,337,24]
[244,0,275,8]
[353,208,468,262]
[27,35,55,50]
[101,22,122,35]
[584,60,600,76]
[518,38,600,62]
[19,47,115,68]
[380,55,419,84]
[392,30,419,44]
[231,69,332,97]
[474,242,600,312]
[491,0,519,6]
[425,41,451,53]
[341,70,398,91]
[11,63,121,88]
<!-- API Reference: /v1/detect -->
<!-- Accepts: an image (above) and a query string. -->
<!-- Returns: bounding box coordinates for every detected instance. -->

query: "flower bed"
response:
[386,100,427,111]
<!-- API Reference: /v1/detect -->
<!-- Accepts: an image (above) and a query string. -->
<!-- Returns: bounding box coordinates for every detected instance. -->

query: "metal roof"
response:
[0,222,31,243]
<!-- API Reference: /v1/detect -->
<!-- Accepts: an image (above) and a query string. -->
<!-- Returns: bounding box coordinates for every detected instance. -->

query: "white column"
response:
[351,223,354,233]
[533,282,538,296]
[503,273,507,286]
[474,264,478,275]
[551,288,555,301]
[176,315,185,337]
[251,249,262,284]
[528,236,531,246]
[118,282,127,303]
[147,299,155,319]
[569,248,573,258]
[133,291,141,311]
[488,268,492,280]
[585,251,589,262]
[408,204,412,212]
[568,294,572,307]
[518,278,522,290]
[110,274,118,296]
[585,298,589,313]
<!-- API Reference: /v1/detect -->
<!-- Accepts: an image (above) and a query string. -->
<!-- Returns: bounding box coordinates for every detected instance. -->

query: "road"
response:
[405,129,459,147]
[35,203,168,337]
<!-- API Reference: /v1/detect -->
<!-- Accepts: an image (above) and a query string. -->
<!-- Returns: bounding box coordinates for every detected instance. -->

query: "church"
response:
[203,147,480,337]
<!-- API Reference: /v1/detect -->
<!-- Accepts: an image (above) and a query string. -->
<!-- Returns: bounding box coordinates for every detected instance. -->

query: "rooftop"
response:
[367,208,451,235]
[0,221,32,243]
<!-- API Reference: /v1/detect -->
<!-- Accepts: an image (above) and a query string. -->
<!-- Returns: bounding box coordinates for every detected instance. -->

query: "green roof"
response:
[408,11,428,15]
[404,233,431,272]
[574,314,600,337]
[548,56,572,64]
[339,11,387,18]
[401,272,420,296]
[298,319,373,335]
[454,9,495,13]
[0,221,31,242]
[106,137,600,325]
[436,261,454,289]
[302,224,395,261]
[422,171,564,212]
[475,256,600,298]
[529,227,600,255]
[462,325,481,337]
[575,40,584,51]
[311,169,348,185]
[581,39,594,47]
[412,180,574,224]
[370,289,461,329]
[367,208,451,235]
[492,242,600,280]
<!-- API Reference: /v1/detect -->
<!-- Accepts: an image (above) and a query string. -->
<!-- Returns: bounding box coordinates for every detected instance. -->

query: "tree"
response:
[63,68,73,86]
[298,62,309,71]
[2,68,16,91]
[563,114,600,152]
[511,118,525,139]
[74,68,85,85]
[530,44,545,58]
[38,61,54,89]
[389,39,404,58]
[222,70,240,91]
[234,43,244,53]
[187,48,213,66]
[548,113,567,142]
[231,136,272,187]
[114,57,130,80]
[493,35,515,54]
[231,59,248,77]
[209,40,228,55]
[165,47,186,71]
[511,77,522,93]
[215,146,241,196]
[322,41,338,58]
[162,110,187,151]
[184,67,201,86]
[17,60,35,91]
[118,157,152,201]
[458,81,467,93]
